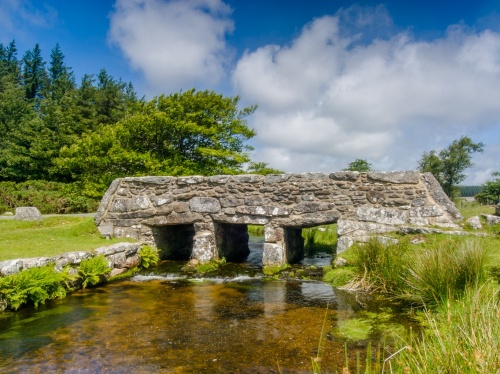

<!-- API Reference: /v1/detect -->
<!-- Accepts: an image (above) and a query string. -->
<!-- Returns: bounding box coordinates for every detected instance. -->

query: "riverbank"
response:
[0,216,134,261]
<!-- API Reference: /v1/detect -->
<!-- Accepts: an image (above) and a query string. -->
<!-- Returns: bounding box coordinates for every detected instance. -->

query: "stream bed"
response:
[0,236,416,373]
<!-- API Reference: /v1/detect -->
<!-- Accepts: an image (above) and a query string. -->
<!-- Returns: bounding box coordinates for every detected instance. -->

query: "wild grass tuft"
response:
[402,239,487,306]
[341,237,488,308]
[400,283,500,373]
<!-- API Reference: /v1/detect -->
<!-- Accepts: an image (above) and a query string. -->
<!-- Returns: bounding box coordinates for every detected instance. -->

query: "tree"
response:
[343,158,372,172]
[48,43,75,101]
[55,89,257,196]
[476,172,500,205]
[418,136,484,197]
[247,162,283,175]
[22,43,47,100]
[0,40,20,80]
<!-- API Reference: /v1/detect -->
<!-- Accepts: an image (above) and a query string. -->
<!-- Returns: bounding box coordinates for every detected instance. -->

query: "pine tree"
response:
[48,43,75,101]
[22,43,47,100]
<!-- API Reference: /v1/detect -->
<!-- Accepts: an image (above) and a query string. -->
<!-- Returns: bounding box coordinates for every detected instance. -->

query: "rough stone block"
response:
[356,206,407,225]
[367,171,420,184]
[0,259,24,276]
[329,171,359,181]
[466,216,482,230]
[111,196,152,212]
[264,226,284,243]
[189,197,221,213]
[262,243,285,265]
[15,207,42,221]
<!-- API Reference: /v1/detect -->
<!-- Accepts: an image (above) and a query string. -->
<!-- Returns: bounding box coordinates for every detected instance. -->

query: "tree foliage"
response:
[343,158,372,172]
[0,41,259,202]
[418,136,484,197]
[55,89,256,196]
[476,172,500,204]
[246,162,283,175]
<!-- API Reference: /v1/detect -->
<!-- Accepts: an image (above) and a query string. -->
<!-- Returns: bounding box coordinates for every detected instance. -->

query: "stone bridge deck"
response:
[95,171,462,266]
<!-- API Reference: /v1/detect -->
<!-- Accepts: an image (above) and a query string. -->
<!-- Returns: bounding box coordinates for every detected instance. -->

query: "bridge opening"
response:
[151,224,195,260]
[281,224,339,265]
[301,224,338,265]
[215,223,250,262]
[284,227,305,264]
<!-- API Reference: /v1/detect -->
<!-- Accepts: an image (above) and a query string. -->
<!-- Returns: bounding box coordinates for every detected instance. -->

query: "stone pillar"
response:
[263,225,286,266]
[191,222,218,263]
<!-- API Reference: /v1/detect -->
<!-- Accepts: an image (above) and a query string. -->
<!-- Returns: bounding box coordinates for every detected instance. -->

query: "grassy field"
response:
[0,217,134,261]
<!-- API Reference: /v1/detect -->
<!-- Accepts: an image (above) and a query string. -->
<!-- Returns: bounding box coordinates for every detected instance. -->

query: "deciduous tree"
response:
[476,172,500,205]
[343,158,372,172]
[55,89,257,196]
[418,136,484,197]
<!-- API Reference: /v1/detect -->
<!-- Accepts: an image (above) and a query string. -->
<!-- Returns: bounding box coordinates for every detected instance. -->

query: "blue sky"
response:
[1,0,500,184]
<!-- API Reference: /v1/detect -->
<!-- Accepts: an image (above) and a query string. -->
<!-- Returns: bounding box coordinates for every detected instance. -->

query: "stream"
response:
[0,235,416,373]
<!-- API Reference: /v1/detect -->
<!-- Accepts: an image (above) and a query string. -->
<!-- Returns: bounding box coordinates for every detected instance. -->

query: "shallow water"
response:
[0,236,415,373]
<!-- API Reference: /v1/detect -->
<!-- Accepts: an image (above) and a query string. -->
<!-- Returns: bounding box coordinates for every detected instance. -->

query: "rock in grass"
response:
[15,207,42,221]
[466,216,482,230]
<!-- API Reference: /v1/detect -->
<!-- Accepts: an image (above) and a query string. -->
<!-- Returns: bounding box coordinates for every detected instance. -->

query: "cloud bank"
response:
[110,2,500,183]
[109,0,234,93]
[232,9,500,183]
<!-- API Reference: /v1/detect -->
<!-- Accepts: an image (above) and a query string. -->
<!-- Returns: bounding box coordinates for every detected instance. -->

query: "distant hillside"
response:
[459,186,483,197]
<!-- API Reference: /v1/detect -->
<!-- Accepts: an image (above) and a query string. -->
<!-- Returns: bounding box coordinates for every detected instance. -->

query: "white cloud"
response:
[109,0,234,93]
[232,7,500,183]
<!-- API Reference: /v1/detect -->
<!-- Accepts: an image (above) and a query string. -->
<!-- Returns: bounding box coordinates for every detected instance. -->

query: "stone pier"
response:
[94,171,462,266]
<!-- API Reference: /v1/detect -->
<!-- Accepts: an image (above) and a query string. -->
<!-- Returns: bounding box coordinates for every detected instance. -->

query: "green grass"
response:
[456,199,495,220]
[0,217,134,261]
[303,224,337,254]
[400,283,500,373]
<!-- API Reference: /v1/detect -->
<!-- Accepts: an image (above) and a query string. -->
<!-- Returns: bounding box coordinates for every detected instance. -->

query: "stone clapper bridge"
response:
[95,171,463,268]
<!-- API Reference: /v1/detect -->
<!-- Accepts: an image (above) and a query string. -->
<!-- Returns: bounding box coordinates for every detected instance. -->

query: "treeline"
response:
[0,41,267,212]
[458,186,483,197]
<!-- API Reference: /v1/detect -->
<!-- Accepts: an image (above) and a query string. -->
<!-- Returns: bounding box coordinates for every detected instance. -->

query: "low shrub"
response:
[0,265,75,310]
[78,255,111,288]
[0,180,99,214]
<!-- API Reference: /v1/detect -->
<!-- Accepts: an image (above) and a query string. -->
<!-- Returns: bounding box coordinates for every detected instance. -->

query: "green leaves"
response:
[56,89,257,195]
[476,171,500,204]
[418,136,484,197]
[138,246,160,269]
[78,255,111,289]
[343,158,372,172]
[0,265,74,310]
